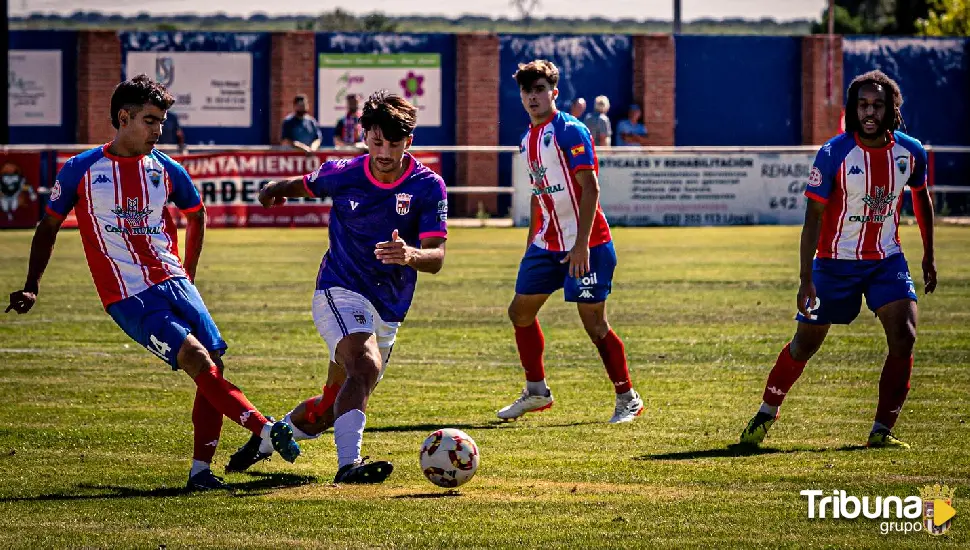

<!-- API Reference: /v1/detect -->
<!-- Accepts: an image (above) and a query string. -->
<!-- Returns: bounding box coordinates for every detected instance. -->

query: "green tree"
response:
[918,0,970,35]
[813,0,930,34]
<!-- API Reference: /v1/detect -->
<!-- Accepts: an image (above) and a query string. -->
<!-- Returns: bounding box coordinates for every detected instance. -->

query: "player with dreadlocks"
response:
[739,70,937,449]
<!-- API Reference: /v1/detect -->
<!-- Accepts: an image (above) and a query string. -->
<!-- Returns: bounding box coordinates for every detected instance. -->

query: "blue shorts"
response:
[796,253,918,326]
[107,277,227,370]
[515,241,617,303]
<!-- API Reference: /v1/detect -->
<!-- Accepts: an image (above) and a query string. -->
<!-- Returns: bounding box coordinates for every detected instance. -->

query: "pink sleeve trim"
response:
[45,206,65,220]
[419,231,448,240]
[180,202,203,214]
[302,175,316,198]
[805,191,828,204]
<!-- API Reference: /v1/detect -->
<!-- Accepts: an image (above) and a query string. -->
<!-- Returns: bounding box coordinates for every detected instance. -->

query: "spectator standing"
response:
[281,94,322,153]
[615,104,649,146]
[584,95,612,147]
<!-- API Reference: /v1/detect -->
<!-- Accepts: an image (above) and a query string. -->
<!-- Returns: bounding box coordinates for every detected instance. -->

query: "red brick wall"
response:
[77,31,122,144]
[270,32,317,145]
[802,35,844,145]
[455,33,500,216]
[633,35,676,146]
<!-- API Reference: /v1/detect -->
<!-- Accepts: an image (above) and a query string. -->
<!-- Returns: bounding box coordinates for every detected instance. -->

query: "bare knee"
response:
[341,344,382,388]
[508,302,536,327]
[582,316,609,341]
[789,331,826,362]
[887,325,917,358]
[178,339,214,378]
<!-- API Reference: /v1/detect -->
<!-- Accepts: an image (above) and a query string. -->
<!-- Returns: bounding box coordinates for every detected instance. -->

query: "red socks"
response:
[514,319,546,382]
[192,389,223,463]
[875,355,914,429]
[301,382,341,424]
[762,343,808,407]
[594,329,632,394]
[193,364,268,435]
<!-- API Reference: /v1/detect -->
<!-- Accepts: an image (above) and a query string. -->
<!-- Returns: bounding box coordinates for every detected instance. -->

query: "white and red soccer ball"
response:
[419,428,480,488]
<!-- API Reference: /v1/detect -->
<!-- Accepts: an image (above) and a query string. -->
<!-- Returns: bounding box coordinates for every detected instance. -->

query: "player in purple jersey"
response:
[226,91,447,483]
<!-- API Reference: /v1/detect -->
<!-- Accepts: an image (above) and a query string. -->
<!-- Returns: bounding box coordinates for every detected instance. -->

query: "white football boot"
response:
[496,389,554,420]
[609,390,644,424]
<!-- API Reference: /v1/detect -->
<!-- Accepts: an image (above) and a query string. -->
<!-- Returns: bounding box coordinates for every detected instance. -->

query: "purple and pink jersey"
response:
[806,131,927,261]
[303,153,448,322]
[46,144,201,308]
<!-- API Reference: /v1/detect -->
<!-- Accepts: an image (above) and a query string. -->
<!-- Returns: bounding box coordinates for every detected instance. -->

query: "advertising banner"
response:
[514,151,815,226]
[0,152,43,229]
[318,53,442,127]
[8,50,62,127]
[125,52,253,127]
[56,150,441,229]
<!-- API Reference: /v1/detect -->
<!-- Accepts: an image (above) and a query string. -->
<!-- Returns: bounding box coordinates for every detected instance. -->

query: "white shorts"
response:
[312,287,400,378]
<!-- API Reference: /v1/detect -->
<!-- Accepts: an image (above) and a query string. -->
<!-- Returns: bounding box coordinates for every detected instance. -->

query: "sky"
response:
[13,0,828,22]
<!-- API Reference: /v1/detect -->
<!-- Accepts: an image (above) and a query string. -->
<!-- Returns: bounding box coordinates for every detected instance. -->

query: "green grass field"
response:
[1,226,968,548]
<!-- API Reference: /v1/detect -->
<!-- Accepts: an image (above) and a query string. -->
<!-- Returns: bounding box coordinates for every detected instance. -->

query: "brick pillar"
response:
[455,33,500,217]
[77,31,122,144]
[632,35,676,146]
[802,35,844,145]
[270,32,316,145]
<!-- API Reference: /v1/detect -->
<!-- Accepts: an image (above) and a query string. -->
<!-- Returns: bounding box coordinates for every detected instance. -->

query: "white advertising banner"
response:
[514,152,816,226]
[8,50,62,126]
[125,52,253,127]
[318,53,442,127]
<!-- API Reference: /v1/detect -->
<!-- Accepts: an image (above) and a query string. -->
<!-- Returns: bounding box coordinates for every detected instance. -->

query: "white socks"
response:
[617,389,636,401]
[190,459,210,477]
[334,409,366,469]
[285,412,321,441]
[526,379,550,396]
[759,402,779,417]
[257,422,274,454]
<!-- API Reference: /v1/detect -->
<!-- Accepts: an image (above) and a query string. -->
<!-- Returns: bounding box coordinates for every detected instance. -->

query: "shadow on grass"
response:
[0,472,316,502]
[636,443,870,461]
[368,420,598,433]
[393,490,463,499]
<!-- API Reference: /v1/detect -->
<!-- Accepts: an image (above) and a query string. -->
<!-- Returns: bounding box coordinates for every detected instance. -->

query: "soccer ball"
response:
[419,428,480,488]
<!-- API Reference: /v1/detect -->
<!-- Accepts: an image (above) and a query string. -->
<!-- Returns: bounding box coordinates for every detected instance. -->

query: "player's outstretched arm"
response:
[6,215,63,314]
[912,186,937,294]
[796,199,826,317]
[375,230,446,274]
[258,177,312,208]
[182,206,206,283]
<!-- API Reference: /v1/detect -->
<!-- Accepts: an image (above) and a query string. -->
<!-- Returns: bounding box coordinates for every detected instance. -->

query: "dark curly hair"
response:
[359,90,417,142]
[110,74,175,129]
[844,70,905,134]
[513,59,560,91]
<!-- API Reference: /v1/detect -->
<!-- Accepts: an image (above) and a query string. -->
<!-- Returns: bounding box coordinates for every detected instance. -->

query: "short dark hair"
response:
[110,75,175,129]
[294,94,308,104]
[514,60,560,91]
[359,90,417,142]
[845,70,905,134]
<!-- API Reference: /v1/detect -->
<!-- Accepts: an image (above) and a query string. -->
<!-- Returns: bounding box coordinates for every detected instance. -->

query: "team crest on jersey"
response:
[395,193,412,215]
[542,132,553,147]
[527,160,547,183]
[146,167,163,189]
[851,187,897,223]
[50,181,62,201]
[895,155,909,174]
[808,166,822,187]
